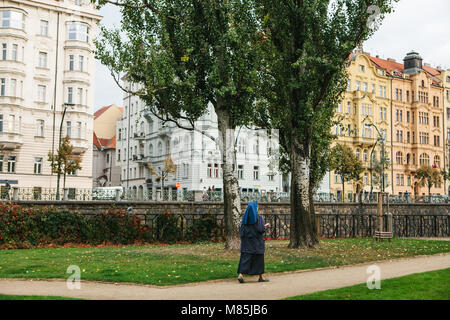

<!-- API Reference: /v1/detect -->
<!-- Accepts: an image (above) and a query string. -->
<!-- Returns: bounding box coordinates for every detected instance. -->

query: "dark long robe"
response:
[237,214,266,275]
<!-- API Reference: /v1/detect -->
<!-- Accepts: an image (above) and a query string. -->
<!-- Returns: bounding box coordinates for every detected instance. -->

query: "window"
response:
[0,78,5,96]
[356,149,360,160]
[68,23,89,42]
[364,173,369,185]
[0,114,2,132]
[1,11,24,30]
[347,79,351,91]
[379,85,386,98]
[372,84,375,93]
[69,55,74,70]
[419,132,429,145]
[36,120,44,137]
[433,116,439,128]
[10,79,16,97]
[40,20,48,36]
[362,124,372,138]
[434,135,440,147]
[396,152,403,165]
[38,85,46,102]
[67,87,73,103]
[7,156,16,173]
[38,52,48,68]
[117,149,121,161]
[34,157,43,174]
[8,115,15,132]
[362,82,367,92]
[253,166,259,180]
[214,163,219,178]
[359,65,365,72]
[347,102,351,114]
[66,121,72,137]
[379,107,387,121]
[79,55,84,72]
[395,109,402,122]
[12,44,17,61]
[396,130,403,143]
[238,165,244,180]
[77,88,83,105]
[355,81,360,91]
[419,153,430,166]
[361,104,372,116]
[1,43,6,60]
[76,121,82,139]
[207,163,212,178]
[0,155,3,172]
[363,149,368,162]
[434,156,441,168]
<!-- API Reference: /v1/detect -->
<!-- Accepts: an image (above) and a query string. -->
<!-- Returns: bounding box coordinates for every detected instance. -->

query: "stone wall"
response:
[9,201,449,216]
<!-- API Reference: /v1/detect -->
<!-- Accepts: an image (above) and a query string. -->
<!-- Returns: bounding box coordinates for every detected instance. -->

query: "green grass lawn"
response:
[0,294,80,300]
[285,268,450,300]
[0,238,448,286]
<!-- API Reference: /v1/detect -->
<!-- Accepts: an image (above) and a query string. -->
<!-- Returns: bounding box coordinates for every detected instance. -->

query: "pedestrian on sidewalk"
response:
[237,201,270,283]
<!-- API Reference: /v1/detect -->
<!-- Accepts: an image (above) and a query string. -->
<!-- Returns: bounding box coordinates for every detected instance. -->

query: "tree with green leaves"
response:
[48,136,83,191]
[330,144,363,202]
[256,0,397,248]
[415,166,442,196]
[94,0,262,249]
[371,148,390,193]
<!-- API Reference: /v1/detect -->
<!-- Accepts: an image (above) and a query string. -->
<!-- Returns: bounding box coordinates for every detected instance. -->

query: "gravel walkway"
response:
[0,253,449,300]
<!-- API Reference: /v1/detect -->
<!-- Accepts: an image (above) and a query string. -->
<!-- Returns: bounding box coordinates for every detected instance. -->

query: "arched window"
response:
[363,149,368,162]
[157,141,163,155]
[406,153,411,164]
[148,143,153,156]
[396,152,403,165]
[419,153,430,166]
[355,149,360,160]
[434,155,440,168]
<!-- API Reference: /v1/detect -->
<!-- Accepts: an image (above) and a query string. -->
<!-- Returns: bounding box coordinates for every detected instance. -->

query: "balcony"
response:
[0,132,23,150]
[0,95,24,107]
[133,132,146,140]
[63,70,91,85]
[0,59,26,76]
[70,138,89,154]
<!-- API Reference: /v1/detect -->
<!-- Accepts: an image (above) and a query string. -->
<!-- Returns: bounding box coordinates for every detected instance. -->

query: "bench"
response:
[374,231,393,242]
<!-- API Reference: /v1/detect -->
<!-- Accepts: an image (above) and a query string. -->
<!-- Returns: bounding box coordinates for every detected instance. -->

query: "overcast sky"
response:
[94,0,450,111]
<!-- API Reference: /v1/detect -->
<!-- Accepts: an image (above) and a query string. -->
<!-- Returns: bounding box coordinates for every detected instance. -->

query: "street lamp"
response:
[56,102,75,200]
[366,122,386,193]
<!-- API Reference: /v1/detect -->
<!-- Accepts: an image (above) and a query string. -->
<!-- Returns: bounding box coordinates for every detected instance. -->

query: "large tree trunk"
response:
[288,139,318,249]
[216,108,242,250]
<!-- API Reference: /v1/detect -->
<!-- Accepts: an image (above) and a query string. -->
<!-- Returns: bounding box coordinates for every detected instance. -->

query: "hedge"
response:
[0,204,223,249]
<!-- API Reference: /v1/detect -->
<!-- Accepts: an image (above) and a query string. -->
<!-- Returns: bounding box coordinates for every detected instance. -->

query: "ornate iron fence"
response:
[88,209,447,241]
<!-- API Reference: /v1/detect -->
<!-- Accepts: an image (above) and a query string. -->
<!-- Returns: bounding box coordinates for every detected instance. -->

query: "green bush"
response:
[185,214,220,242]
[154,211,181,243]
[0,203,152,248]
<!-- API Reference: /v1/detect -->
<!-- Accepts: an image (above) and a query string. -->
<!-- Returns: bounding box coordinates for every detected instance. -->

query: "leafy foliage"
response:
[330,144,363,200]
[415,166,442,195]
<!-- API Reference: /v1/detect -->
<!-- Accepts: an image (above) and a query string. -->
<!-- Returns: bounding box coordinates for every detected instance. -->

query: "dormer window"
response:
[421,80,425,87]
[359,65,365,72]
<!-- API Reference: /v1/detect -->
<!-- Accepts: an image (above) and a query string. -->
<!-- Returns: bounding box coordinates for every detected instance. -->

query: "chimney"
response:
[387,58,396,62]
[403,51,423,75]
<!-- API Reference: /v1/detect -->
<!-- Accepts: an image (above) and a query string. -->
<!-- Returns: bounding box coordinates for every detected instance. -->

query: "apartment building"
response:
[92,104,123,187]
[329,50,392,200]
[438,69,450,195]
[329,50,445,198]
[0,0,100,192]
[116,82,283,198]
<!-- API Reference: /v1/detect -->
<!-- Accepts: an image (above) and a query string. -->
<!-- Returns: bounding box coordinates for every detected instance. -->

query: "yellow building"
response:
[437,69,450,195]
[330,50,392,201]
[330,50,446,199]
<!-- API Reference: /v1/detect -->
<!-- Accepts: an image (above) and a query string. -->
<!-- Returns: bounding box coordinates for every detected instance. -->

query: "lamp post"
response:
[56,102,75,200]
[367,122,386,193]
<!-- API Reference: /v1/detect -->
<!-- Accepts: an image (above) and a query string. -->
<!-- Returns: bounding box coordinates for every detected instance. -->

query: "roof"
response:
[94,104,123,120]
[366,55,441,79]
[93,132,116,150]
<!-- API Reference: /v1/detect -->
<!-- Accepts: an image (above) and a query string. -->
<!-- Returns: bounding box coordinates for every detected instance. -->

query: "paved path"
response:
[0,253,449,300]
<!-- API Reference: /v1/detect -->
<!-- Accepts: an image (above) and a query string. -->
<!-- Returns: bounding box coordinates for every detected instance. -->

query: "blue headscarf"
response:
[242,201,258,225]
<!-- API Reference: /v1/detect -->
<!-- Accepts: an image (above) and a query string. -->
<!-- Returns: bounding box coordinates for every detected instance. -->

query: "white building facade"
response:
[0,0,100,194]
[116,84,284,198]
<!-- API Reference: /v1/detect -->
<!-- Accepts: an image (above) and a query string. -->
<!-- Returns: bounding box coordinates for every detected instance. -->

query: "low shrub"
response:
[154,211,181,243]
[0,203,153,248]
[185,214,221,242]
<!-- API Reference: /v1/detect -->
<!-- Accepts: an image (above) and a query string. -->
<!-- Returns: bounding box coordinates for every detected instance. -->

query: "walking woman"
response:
[237,201,270,283]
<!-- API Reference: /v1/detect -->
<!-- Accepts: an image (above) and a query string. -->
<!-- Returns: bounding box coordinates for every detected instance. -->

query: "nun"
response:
[237,201,270,283]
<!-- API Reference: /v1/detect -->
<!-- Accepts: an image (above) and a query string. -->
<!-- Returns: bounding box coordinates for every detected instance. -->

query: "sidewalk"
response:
[0,253,449,300]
